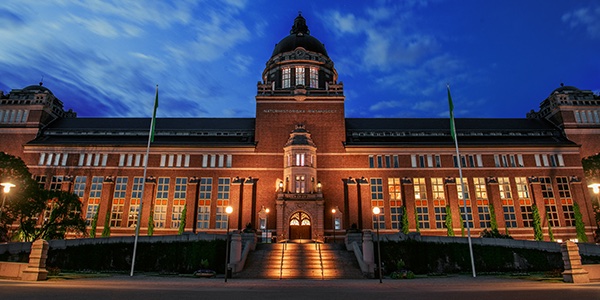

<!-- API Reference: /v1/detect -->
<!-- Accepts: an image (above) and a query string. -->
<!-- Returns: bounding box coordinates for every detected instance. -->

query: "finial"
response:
[291,12,309,35]
[39,75,44,86]
[560,82,564,87]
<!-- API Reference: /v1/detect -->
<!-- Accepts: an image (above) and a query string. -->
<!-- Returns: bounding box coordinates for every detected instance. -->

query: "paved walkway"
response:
[1,275,599,300]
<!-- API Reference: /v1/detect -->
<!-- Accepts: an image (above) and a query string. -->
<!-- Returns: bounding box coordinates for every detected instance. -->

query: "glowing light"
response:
[266,208,270,214]
[331,208,336,214]
[372,206,380,215]
[1,182,15,193]
[588,183,600,194]
[225,206,233,214]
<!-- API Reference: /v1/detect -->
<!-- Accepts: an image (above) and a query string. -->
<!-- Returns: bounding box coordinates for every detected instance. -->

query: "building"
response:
[1,14,598,242]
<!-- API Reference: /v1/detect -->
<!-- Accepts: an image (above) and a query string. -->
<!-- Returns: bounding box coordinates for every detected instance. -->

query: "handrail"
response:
[317,242,324,280]
[279,239,287,280]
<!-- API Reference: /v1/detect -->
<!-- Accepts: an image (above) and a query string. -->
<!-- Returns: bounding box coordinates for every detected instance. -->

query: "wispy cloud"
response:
[562,5,600,39]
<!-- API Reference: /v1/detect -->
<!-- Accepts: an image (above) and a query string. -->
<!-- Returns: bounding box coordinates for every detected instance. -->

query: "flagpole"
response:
[130,85,158,277]
[448,84,476,278]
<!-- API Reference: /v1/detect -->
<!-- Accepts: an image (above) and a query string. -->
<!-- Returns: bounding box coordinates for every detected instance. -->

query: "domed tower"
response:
[255,13,346,154]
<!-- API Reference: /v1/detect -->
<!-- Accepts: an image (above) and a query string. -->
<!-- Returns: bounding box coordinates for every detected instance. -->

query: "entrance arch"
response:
[289,211,311,240]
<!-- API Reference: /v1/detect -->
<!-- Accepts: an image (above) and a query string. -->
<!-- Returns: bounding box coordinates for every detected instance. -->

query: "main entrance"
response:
[289,211,311,240]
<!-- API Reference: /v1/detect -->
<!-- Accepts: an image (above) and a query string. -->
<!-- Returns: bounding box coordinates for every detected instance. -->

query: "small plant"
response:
[90,210,99,238]
[445,205,454,236]
[532,204,543,241]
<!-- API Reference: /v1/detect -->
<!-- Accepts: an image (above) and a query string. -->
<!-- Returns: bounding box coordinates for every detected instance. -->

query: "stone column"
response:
[21,239,49,281]
[230,233,242,272]
[561,241,589,283]
[362,231,375,275]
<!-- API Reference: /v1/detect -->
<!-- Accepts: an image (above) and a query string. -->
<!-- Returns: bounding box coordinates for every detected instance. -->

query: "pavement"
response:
[1,274,599,300]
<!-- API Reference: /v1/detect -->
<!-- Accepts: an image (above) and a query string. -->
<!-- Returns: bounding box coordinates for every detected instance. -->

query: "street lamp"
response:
[265,208,270,243]
[331,208,336,244]
[224,205,233,282]
[0,182,16,221]
[372,206,382,283]
[588,183,600,231]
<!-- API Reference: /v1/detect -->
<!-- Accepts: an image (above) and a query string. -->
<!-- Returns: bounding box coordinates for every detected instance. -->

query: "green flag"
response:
[447,84,456,141]
[150,85,158,142]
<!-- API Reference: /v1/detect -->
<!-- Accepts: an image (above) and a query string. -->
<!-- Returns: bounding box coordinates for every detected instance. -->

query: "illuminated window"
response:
[309,67,318,88]
[457,178,469,200]
[388,178,402,230]
[282,67,291,88]
[371,178,385,229]
[413,178,427,200]
[295,66,305,86]
[473,178,487,200]
[431,178,445,200]
[154,177,170,228]
[215,178,230,229]
[197,177,212,229]
[86,176,103,226]
[171,177,187,228]
[128,177,143,227]
[110,177,127,227]
[295,175,306,193]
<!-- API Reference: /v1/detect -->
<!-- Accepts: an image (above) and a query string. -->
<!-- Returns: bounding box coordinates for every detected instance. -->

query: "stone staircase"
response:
[237,242,363,279]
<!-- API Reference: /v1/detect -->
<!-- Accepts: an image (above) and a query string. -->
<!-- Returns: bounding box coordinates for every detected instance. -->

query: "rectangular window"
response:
[295,67,305,86]
[110,177,127,227]
[556,176,571,199]
[74,176,87,199]
[371,178,385,229]
[388,178,402,230]
[459,200,473,229]
[457,178,469,200]
[545,199,560,227]
[86,176,103,226]
[433,199,447,229]
[503,199,517,228]
[520,199,534,227]
[50,175,63,191]
[431,178,445,200]
[171,177,187,228]
[416,200,430,229]
[127,177,143,228]
[282,67,291,88]
[413,178,427,200]
[154,177,170,228]
[473,177,487,200]
[540,177,554,199]
[477,200,491,228]
[515,177,529,199]
[295,175,306,193]
[561,198,575,227]
[498,177,512,199]
[215,178,231,229]
[197,177,213,229]
[309,67,318,88]
[369,155,374,168]
[393,155,399,168]
[34,175,47,189]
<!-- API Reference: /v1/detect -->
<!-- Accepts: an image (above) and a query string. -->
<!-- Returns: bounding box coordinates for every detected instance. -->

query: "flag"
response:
[447,84,456,141]
[150,85,158,142]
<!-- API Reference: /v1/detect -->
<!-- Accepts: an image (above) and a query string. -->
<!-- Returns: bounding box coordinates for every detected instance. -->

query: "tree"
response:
[414,207,420,233]
[445,205,454,236]
[90,210,99,238]
[573,202,588,242]
[581,153,600,242]
[101,209,111,237]
[546,212,555,242]
[400,206,409,234]
[148,210,154,236]
[489,203,498,231]
[178,206,187,235]
[1,152,86,242]
[532,204,543,241]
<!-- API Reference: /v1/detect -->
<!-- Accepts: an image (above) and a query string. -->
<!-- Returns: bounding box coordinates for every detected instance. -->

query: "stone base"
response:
[21,267,48,281]
[562,269,589,283]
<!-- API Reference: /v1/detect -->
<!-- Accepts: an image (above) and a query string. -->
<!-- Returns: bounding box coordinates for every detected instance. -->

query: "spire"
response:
[290,12,310,35]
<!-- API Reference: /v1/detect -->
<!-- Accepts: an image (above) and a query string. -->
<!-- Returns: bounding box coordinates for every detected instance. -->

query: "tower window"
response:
[295,67,305,86]
[310,67,318,88]
[282,67,291,88]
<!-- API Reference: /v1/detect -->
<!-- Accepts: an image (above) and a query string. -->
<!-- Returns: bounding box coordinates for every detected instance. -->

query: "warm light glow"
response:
[1,182,15,194]
[331,208,336,214]
[317,181,322,188]
[588,183,600,194]
[279,181,283,188]
[225,206,233,214]
[372,207,380,215]
[266,208,270,214]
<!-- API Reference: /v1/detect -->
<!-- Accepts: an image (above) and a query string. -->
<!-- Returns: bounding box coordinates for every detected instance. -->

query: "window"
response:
[154,177,170,228]
[50,176,63,191]
[545,199,560,227]
[498,177,512,199]
[503,200,517,228]
[556,176,571,199]
[473,178,487,200]
[309,67,318,88]
[433,199,447,229]
[34,175,47,189]
[197,177,213,229]
[515,177,529,199]
[215,178,231,229]
[128,177,143,227]
[86,176,103,226]
[562,198,575,227]
[295,66,305,86]
[413,178,427,200]
[171,177,187,228]
[453,155,481,167]
[371,178,385,229]
[477,200,491,228]
[295,175,306,193]
[457,178,469,200]
[540,177,554,199]
[416,199,430,229]
[520,199,534,227]
[459,200,473,229]
[388,178,402,230]
[110,177,127,227]
[74,176,86,199]
[282,67,291,88]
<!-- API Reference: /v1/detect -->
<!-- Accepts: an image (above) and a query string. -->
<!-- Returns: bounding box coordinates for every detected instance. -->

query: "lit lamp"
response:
[265,207,270,243]
[278,181,283,192]
[331,208,336,244]
[317,181,322,193]
[224,205,233,282]
[372,206,382,283]
[0,182,16,221]
[588,183,600,230]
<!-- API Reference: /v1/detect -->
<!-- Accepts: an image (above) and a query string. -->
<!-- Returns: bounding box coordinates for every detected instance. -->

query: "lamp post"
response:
[0,182,16,221]
[265,207,270,243]
[224,205,233,282]
[331,208,336,244]
[588,183,600,232]
[372,206,382,283]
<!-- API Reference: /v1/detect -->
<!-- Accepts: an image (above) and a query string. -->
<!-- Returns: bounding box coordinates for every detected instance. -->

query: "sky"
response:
[0,0,599,119]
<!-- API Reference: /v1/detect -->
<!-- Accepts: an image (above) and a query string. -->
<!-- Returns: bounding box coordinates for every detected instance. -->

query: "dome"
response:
[22,82,53,95]
[271,13,328,58]
[552,84,580,94]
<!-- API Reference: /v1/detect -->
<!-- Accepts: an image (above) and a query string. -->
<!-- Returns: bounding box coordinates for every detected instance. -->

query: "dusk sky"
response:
[0,0,599,119]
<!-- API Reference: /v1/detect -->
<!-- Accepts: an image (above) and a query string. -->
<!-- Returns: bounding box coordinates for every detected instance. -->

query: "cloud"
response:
[562,6,600,39]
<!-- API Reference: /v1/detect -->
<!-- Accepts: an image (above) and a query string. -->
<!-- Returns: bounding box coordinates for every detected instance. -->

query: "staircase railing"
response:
[279,239,287,280]
[316,241,324,280]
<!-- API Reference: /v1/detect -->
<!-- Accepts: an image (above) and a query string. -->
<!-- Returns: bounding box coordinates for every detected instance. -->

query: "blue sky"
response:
[0,0,599,119]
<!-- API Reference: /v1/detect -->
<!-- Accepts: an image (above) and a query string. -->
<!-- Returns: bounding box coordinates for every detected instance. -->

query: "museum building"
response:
[1,14,599,242]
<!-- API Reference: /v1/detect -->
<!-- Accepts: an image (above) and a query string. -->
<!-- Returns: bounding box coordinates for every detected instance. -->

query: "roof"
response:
[271,14,328,58]
[27,118,256,147]
[345,118,577,147]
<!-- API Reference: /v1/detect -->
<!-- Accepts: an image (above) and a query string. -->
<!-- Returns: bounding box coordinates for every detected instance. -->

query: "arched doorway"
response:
[289,211,311,240]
